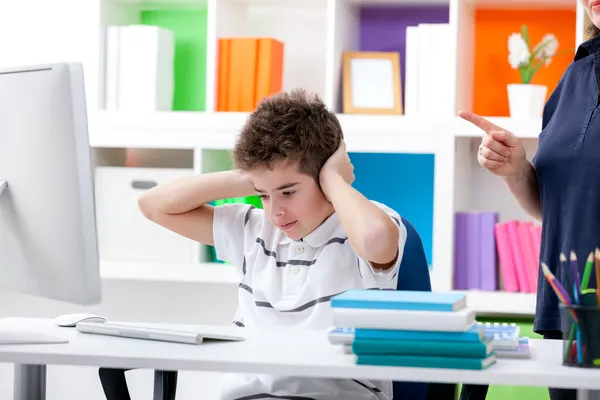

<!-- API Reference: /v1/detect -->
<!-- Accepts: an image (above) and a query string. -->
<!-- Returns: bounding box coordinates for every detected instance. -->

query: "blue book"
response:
[330,289,466,311]
[352,336,494,358]
[356,354,497,370]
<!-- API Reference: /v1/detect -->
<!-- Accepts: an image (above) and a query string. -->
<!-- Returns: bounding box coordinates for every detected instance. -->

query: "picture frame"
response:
[342,51,403,115]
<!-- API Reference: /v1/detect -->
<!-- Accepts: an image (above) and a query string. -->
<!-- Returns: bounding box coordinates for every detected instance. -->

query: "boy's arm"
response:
[138,169,256,246]
[320,142,400,270]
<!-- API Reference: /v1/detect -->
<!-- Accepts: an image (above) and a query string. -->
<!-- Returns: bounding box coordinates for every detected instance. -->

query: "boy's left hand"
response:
[320,140,355,197]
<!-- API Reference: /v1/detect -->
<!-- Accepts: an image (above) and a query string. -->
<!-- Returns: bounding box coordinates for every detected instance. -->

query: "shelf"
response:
[100,260,240,284]
[88,111,247,149]
[90,111,544,151]
[89,111,442,154]
[453,116,542,139]
[461,290,536,317]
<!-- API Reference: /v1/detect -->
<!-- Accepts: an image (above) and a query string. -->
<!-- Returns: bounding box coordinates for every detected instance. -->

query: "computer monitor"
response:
[0,62,101,307]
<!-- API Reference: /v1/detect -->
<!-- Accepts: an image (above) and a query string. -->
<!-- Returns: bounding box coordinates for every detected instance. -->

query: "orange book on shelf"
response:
[227,38,258,112]
[255,38,284,107]
[216,38,231,111]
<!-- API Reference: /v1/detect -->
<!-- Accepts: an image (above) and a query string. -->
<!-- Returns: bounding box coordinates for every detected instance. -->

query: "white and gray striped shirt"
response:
[213,200,407,400]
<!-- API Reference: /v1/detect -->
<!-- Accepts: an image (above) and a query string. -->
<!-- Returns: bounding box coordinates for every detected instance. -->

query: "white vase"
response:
[507,83,547,119]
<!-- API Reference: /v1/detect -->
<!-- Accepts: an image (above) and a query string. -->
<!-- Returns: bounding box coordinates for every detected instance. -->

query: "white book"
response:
[417,23,433,116]
[429,23,453,116]
[332,307,476,332]
[404,26,419,116]
[107,25,175,111]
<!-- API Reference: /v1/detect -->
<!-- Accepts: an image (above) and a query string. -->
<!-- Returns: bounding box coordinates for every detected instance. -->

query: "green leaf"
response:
[521,24,531,51]
[529,61,544,83]
[519,66,530,84]
[530,38,552,61]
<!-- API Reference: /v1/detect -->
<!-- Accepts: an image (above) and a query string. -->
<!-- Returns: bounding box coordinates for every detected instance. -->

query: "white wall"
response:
[0,279,239,399]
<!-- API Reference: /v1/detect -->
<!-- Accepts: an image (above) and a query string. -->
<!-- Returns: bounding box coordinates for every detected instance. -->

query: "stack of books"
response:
[328,290,498,370]
[216,37,284,112]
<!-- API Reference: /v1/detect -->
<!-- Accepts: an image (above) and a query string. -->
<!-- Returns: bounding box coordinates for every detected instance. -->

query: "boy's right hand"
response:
[458,110,528,179]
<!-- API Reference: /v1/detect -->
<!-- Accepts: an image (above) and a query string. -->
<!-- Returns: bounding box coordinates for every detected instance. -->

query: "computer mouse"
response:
[53,313,107,328]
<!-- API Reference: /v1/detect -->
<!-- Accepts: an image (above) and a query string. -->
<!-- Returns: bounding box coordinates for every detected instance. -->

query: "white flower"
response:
[508,33,530,69]
[534,34,559,66]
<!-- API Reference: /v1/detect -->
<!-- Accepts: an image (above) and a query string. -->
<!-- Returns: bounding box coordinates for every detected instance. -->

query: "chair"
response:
[393,216,457,400]
[98,368,177,400]
[98,216,457,400]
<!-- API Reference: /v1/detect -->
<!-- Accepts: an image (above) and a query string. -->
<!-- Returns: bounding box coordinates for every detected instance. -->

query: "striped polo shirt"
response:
[213,200,407,400]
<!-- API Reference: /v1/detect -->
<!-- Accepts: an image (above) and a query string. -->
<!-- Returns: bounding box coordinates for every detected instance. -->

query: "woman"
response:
[460,1,600,399]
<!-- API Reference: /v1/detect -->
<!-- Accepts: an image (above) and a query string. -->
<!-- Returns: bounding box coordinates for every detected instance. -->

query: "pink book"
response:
[518,221,538,293]
[494,222,519,292]
[505,220,530,292]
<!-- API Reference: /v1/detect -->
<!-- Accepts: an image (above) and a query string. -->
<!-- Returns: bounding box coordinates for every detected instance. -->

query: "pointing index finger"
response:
[458,110,501,134]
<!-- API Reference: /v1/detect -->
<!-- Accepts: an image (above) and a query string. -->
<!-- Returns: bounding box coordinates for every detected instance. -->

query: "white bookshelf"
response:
[0,0,588,316]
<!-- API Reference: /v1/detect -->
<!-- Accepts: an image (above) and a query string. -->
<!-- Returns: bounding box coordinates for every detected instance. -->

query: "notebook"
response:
[476,322,520,349]
[330,289,466,311]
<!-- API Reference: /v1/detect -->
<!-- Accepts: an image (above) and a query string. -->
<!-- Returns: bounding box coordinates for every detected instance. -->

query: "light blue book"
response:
[356,353,497,370]
[330,289,466,311]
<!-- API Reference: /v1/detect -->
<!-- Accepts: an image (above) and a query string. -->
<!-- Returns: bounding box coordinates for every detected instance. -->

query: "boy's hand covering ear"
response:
[319,140,355,200]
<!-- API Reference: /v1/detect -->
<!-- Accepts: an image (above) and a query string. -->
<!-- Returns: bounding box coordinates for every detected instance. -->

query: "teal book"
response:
[355,325,484,342]
[356,354,497,370]
[352,336,493,358]
[330,289,466,311]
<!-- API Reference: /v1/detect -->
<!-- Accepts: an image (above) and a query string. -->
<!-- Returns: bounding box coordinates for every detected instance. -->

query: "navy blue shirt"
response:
[533,34,600,333]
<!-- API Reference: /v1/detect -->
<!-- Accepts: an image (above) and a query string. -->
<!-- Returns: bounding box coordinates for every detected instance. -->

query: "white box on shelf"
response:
[94,166,196,263]
[105,24,175,111]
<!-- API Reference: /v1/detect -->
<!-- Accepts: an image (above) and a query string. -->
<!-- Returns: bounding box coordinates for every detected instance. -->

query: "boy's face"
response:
[249,160,334,240]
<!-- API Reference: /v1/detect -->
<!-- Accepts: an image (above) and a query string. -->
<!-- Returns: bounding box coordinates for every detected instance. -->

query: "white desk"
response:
[1,318,600,400]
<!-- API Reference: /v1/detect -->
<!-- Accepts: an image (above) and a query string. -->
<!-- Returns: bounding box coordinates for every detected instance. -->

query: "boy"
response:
[138,89,407,400]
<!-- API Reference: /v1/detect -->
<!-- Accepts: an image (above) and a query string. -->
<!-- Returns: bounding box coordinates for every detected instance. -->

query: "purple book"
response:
[454,212,468,290]
[479,212,500,290]
[465,213,481,290]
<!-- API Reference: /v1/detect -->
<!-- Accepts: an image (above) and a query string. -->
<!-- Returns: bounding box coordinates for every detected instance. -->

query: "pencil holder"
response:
[560,304,600,368]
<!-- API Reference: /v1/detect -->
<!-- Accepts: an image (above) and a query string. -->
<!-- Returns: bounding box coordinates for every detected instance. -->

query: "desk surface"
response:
[0,318,599,391]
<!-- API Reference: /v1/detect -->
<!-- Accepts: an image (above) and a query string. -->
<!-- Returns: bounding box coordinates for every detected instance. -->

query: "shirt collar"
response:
[575,34,600,61]
[278,212,341,248]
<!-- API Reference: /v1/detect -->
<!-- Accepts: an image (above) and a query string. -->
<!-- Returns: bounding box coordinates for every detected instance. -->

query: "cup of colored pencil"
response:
[543,250,600,368]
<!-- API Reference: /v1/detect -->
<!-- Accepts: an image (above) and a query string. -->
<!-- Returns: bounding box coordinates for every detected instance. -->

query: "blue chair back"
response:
[392,216,431,400]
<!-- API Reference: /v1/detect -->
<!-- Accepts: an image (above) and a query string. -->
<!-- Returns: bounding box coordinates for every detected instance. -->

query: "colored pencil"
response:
[581,251,594,292]
[568,251,581,297]
[563,252,579,303]
[541,263,572,305]
[541,263,578,324]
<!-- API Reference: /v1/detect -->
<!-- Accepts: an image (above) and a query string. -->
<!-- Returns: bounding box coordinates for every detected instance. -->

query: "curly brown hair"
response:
[232,89,343,182]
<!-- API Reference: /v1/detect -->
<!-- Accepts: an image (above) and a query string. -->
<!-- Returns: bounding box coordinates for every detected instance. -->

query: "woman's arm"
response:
[458,110,542,222]
[137,170,255,245]
[504,160,542,221]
